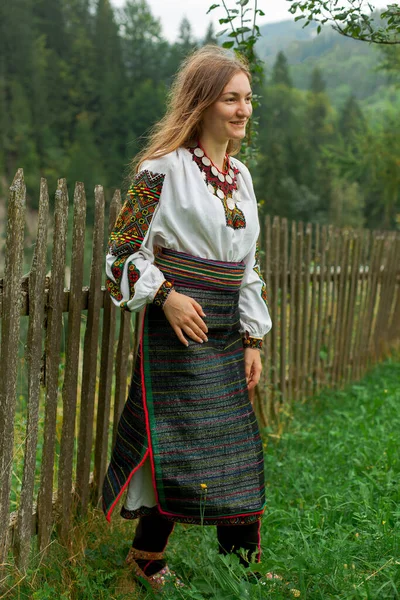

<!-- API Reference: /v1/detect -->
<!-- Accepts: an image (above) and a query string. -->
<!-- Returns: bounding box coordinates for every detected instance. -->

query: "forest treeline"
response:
[0,0,399,230]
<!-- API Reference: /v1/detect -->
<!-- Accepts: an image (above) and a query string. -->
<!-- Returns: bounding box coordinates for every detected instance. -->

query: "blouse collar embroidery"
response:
[188,143,246,230]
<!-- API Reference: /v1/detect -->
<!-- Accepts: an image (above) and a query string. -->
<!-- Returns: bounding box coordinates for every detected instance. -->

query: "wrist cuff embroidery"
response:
[242,334,263,350]
[153,280,174,307]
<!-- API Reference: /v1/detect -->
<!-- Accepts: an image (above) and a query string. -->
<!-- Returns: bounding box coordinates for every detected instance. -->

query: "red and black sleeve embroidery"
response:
[242,333,263,350]
[106,170,165,305]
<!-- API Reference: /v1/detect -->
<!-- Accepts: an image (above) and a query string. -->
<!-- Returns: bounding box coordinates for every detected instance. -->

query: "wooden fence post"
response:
[301,223,312,398]
[58,182,86,542]
[280,218,288,405]
[264,215,272,420]
[288,220,297,402]
[112,192,132,449]
[271,216,280,416]
[93,192,119,504]
[14,179,49,570]
[314,225,326,394]
[294,222,303,401]
[76,185,105,515]
[37,179,69,553]
[0,170,26,564]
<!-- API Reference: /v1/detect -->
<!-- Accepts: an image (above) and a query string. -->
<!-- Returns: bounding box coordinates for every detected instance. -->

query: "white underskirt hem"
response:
[124,455,157,510]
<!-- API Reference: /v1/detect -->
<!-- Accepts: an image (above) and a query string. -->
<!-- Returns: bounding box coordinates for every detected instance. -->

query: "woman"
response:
[102,45,272,591]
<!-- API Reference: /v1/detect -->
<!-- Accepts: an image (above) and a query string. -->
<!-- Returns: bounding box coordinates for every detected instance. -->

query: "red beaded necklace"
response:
[187,142,246,230]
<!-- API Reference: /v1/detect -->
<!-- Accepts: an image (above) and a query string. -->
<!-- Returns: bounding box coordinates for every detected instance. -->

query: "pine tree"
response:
[9,80,41,196]
[118,0,166,83]
[0,0,35,181]
[67,112,104,221]
[174,17,197,62]
[305,67,334,219]
[92,0,126,186]
[271,51,292,87]
[203,22,218,46]
[338,95,366,141]
[310,67,326,94]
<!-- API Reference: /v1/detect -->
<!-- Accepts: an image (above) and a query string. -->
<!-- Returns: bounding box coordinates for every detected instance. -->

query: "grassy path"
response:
[6,359,400,599]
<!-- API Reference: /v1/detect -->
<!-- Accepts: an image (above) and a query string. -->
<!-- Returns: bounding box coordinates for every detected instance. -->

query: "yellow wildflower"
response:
[200,483,207,490]
[290,590,301,598]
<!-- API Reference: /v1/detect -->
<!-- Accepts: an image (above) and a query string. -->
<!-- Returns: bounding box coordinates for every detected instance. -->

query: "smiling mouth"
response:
[230,121,247,125]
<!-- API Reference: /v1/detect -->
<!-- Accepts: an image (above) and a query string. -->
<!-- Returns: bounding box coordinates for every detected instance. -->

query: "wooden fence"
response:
[0,169,399,573]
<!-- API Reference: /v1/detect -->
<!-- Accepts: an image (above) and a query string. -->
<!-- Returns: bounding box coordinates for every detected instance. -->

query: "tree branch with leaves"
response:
[287,1,400,44]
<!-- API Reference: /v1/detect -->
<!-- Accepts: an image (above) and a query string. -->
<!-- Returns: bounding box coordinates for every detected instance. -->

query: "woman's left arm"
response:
[239,241,272,395]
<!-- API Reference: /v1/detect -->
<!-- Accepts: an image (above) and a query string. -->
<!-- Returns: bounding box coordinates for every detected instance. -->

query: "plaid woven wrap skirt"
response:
[102,249,266,525]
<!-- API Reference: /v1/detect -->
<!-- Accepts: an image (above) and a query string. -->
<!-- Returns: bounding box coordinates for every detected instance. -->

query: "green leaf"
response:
[206,3,220,14]
[235,26,251,34]
[222,41,235,48]
[216,28,228,37]
[238,0,250,6]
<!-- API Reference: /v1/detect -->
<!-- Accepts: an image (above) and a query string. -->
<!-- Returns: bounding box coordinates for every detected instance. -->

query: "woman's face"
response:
[201,71,253,144]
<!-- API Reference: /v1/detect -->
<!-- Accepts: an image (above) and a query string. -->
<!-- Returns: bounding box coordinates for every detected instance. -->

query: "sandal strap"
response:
[126,557,184,591]
[126,547,164,563]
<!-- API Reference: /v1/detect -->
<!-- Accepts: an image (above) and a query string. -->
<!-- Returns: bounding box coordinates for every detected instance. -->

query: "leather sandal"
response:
[125,547,184,591]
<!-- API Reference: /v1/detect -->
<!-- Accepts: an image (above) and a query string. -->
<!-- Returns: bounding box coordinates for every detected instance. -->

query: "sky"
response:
[110,0,391,42]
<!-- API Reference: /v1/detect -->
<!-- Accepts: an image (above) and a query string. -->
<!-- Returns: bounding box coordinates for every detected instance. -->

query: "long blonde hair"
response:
[131,45,251,175]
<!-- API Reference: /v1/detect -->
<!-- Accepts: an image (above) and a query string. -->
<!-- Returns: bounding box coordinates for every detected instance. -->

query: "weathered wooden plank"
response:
[333,231,351,386]
[294,223,303,401]
[314,226,327,394]
[343,234,361,384]
[388,239,400,347]
[288,221,297,401]
[362,235,384,371]
[326,229,340,385]
[14,179,49,570]
[57,182,86,541]
[301,224,312,397]
[387,238,400,346]
[374,234,397,358]
[37,179,69,553]
[93,192,119,502]
[279,219,288,405]
[76,186,105,514]
[352,230,370,380]
[263,216,272,423]
[271,216,280,416]
[112,311,131,449]
[0,169,26,563]
[358,233,377,377]
[308,224,319,396]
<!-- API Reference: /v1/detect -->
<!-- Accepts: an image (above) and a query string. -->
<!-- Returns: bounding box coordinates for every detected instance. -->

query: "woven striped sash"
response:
[155,248,245,291]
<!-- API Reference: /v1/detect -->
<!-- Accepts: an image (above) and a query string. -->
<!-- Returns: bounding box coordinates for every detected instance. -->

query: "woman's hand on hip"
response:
[244,347,262,392]
[162,290,208,346]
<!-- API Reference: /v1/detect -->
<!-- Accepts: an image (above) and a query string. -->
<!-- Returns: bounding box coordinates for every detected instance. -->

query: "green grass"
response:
[4,358,400,599]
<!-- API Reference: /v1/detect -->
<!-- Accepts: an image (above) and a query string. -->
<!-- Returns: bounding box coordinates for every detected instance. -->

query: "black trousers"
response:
[133,514,261,569]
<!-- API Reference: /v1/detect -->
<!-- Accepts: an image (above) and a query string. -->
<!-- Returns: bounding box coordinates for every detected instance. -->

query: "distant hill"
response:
[255,18,400,115]
[256,18,319,61]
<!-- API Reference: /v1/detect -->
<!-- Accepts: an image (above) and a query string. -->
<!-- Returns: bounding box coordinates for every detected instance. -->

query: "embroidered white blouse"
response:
[105,146,271,341]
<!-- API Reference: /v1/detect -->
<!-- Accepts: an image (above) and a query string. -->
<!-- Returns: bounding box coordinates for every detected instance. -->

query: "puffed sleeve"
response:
[105,167,174,312]
[238,241,272,349]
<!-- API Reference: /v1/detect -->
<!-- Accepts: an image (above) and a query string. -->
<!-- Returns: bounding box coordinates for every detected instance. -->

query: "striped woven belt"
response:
[155,248,245,291]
